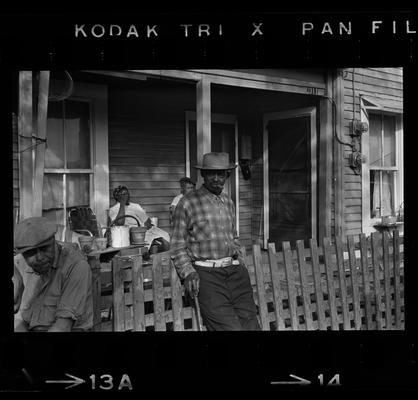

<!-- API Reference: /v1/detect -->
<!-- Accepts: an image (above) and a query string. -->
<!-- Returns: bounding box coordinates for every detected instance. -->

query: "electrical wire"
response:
[352,67,356,119]
[326,96,355,150]
[18,134,47,153]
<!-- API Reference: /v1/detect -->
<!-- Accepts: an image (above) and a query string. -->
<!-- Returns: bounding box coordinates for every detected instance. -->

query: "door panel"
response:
[264,108,316,248]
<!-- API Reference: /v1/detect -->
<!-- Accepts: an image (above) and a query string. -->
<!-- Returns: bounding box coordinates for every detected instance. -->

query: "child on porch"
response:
[169,177,196,227]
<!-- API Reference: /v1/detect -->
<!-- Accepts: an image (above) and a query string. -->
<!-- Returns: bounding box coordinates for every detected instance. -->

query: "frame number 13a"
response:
[89,374,133,390]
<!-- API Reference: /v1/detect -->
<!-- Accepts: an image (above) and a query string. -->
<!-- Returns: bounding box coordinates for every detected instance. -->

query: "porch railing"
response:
[93,230,404,331]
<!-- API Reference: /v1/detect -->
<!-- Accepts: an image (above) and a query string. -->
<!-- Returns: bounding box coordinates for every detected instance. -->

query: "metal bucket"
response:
[130,226,147,244]
[110,225,130,248]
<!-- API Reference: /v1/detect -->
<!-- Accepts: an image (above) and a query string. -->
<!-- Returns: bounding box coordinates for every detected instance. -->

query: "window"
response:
[40,81,109,230]
[361,103,403,233]
[42,99,93,227]
[369,113,398,218]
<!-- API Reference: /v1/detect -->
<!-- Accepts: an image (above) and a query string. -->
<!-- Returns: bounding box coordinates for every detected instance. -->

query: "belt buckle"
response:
[220,257,232,267]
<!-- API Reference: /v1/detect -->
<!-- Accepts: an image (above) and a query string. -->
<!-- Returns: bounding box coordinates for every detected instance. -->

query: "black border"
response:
[1,10,417,393]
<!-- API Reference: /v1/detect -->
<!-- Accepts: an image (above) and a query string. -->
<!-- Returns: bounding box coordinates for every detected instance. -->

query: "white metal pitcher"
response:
[103,215,141,248]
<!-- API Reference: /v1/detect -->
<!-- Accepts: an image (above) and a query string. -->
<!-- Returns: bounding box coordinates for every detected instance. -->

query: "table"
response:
[88,243,148,258]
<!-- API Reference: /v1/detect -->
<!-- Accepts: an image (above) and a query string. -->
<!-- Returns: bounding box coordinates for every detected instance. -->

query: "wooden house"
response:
[13,68,404,249]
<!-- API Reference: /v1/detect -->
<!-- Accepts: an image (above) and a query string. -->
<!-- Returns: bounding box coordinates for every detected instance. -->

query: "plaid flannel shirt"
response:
[170,185,245,279]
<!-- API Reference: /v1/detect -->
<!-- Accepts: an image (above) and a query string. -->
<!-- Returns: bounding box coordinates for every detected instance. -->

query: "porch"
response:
[15,69,335,252]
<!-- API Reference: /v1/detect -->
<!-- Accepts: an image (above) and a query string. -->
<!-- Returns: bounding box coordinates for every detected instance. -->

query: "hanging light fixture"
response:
[48,71,73,102]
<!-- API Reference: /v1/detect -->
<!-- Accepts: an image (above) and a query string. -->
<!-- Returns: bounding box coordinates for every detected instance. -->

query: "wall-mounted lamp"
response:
[239,134,252,180]
[239,159,251,180]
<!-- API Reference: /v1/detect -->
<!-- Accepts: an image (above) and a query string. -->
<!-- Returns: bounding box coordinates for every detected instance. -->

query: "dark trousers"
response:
[194,264,261,331]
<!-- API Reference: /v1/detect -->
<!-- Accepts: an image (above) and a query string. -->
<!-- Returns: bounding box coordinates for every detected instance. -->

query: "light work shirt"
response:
[109,202,149,227]
[15,244,93,331]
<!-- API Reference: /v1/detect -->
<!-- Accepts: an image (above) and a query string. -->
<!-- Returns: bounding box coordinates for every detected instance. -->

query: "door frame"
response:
[263,107,317,248]
[185,111,240,234]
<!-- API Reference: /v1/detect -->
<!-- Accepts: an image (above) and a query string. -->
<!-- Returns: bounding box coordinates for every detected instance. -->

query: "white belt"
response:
[194,257,240,268]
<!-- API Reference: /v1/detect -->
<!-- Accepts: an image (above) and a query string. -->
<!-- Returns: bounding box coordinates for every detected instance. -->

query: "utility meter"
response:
[351,119,369,136]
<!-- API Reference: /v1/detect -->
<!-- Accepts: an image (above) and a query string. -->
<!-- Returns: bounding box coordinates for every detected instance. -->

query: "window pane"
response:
[43,209,65,227]
[43,174,63,210]
[369,114,382,167]
[383,115,396,167]
[268,118,310,192]
[381,170,395,216]
[66,174,90,209]
[370,170,395,218]
[45,102,65,168]
[65,100,91,169]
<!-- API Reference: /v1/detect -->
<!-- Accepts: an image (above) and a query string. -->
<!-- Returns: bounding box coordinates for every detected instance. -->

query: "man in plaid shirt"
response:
[171,152,260,330]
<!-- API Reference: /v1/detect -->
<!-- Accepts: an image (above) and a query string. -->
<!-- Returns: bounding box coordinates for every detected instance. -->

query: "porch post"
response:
[318,70,333,241]
[18,71,34,221]
[196,77,211,185]
[33,71,50,217]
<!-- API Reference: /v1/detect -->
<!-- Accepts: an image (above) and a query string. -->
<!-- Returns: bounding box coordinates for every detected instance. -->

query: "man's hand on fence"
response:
[184,271,200,297]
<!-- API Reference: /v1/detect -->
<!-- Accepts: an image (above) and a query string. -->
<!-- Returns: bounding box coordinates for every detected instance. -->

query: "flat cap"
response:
[14,217,57,254]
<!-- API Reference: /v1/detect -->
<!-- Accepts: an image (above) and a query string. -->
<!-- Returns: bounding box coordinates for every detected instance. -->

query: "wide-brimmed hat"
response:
[195,152,237,170]
[14,217,57,254]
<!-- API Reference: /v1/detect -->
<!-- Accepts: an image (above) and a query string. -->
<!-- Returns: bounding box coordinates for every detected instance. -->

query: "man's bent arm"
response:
[170,201,196,279]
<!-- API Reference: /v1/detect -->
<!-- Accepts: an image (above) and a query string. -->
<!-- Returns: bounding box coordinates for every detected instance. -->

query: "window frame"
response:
[42,81,109,229]
[361,98,403,234]
[43,97,94,226]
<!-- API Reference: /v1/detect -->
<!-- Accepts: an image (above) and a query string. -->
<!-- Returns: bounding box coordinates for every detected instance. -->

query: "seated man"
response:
[109,186,170,253]
[13,264,23,314]
[169,177,196,227]
[14,217,93,332]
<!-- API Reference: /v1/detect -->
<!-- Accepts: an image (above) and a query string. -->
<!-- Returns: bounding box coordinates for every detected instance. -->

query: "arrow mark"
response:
[271,374,311,385]
[46,373,85,389]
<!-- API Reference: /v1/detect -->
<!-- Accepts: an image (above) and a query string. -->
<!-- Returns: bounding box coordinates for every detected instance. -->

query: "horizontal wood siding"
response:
[238,159,252,249]
[107,83,196,236]
[109,119,185,234]
[342,68,403,236]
